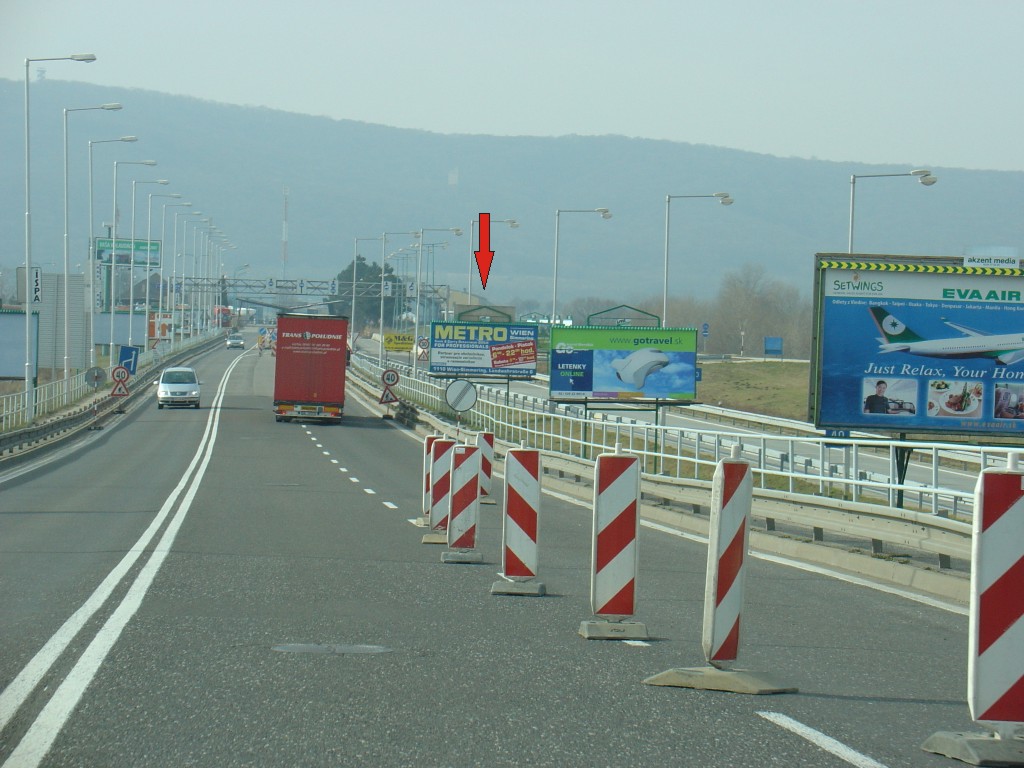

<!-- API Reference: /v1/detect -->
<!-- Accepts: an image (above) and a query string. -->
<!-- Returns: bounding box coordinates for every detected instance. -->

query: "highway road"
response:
[0,335,979,766]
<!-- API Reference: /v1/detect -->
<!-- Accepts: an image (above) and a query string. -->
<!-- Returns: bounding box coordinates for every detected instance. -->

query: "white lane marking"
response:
[322,451,330,456]
[640,520,966,616]
[3,354,242,768]
[349,477,360,483]
[383,502,398,510]
[622,640,650,647]
[330,459,339,464]
[338,467,349,473]
[757,711,889,768]
[364,488,377,495]
[0,375,223,734]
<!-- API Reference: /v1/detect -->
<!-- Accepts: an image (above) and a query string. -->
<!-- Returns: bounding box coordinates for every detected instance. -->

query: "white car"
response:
[156,366,201,409]
[226,333,244,349]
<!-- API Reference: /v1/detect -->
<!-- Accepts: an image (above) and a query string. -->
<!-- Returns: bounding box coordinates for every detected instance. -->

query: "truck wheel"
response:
[194,402,200,409]
[158,403,164,409]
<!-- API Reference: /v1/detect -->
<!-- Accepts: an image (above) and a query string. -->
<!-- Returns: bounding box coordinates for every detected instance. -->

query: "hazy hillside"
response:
[1,78,1021,316]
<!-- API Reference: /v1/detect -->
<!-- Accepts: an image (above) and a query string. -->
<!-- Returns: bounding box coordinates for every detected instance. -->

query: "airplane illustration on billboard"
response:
[869,306,1024,366]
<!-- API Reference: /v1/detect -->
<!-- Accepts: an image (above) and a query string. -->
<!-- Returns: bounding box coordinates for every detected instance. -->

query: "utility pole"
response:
[281,186,289,280]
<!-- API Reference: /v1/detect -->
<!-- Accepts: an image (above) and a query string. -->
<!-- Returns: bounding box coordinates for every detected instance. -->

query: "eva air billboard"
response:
[549,326,698,402]
[811,254,1024,436]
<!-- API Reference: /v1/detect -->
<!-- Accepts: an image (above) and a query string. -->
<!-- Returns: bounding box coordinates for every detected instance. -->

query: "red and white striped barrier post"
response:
[923,453,1024,764]
[420,433,440,526]
[443,445,483,563]
[702,456,752,667]
[645,449,796,694]
[422,438,455,544]
[476,431,495,505]
[492,446,545,596]
[579,447,647,640]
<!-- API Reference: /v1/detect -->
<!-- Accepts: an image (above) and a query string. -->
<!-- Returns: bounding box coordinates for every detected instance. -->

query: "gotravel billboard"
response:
[811,254,1024,435]
[428,322,538,377]
[549,326,698,402]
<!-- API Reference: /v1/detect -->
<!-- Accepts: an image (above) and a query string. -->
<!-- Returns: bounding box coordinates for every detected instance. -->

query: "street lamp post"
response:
[379,232,418,366]
[171,210,200,351]
[848,169,937,253]
[663,193,733,326]
[88,136,137,365]
[551,208,611,328]
[148,192,181,343]
[24,52,96,422]
[62,102,121,393]
[128,178,168,346]
[414,227,462,372]
[109,160,156,357]
[159,201,190,342]
[352,236,381,339]
[468,217,516,305]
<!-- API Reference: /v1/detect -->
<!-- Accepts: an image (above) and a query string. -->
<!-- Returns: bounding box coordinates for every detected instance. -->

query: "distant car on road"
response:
[226,333,245,349]
[156,366,201,409]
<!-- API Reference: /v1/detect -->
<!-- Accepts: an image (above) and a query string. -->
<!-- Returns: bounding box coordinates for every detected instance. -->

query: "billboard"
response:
[811,254,1024,436]
[549,326,698,402]
[384,333,414,352]
[94,238,162,268]
[428,322,538,377]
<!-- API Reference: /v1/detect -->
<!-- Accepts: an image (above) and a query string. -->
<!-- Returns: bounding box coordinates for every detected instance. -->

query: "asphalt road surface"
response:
[0,339,979,767]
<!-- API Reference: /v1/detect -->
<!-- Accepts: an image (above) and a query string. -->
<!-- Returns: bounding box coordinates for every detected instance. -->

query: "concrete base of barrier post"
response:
[578,619,649,640]
[421,533,448,544]
[491,577,546,597]
[921,730,1024,766]
[442,550,483,564]
[643,666,797,695]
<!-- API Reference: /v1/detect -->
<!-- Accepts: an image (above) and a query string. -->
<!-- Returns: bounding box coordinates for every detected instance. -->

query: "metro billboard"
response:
[810,254,1024,436]
[428,322,538,377]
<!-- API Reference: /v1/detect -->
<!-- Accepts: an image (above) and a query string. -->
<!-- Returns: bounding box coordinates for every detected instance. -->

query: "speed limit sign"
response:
[382,369,400,387]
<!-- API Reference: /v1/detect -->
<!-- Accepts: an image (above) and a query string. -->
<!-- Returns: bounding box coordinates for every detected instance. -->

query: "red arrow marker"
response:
[474,212,494,289]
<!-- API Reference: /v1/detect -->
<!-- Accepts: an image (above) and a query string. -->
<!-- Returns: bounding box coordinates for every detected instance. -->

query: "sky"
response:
[2,0,1023,172]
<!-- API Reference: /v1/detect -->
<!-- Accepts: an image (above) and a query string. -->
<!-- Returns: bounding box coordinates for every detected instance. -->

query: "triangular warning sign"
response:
[111,381,130,397]
[379,386,399,405]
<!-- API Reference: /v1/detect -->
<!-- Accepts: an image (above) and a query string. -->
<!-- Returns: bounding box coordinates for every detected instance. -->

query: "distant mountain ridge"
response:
[1,78,1021,313]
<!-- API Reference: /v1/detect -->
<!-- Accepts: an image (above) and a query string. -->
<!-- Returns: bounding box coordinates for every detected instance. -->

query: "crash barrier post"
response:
[922,453,1024,765]
[492,445,545,596]
[579,446,647,640]
[443,445,483,563]
[476,431,495,504]
[703,456,753,667]
[420,433,439,526]
[645,448,797,694]
[422,438,455,544]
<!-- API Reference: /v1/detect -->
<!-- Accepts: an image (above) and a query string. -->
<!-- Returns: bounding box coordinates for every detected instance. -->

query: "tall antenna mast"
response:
[281,186,289,280]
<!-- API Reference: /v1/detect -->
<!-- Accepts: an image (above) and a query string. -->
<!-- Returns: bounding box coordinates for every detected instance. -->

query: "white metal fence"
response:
[359,354,1013,522]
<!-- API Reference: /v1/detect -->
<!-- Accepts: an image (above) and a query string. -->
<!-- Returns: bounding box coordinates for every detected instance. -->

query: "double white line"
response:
[1,355,242,768]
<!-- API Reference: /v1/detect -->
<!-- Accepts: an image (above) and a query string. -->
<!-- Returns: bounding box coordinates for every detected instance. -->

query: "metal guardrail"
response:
[0,333,222,459]
[351,353,990,575]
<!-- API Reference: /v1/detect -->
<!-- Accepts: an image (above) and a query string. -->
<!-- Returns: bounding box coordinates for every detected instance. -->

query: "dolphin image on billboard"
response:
[549,326,697,401]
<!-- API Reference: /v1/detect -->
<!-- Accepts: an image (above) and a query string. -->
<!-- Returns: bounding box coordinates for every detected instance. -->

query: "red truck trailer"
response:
[273,313,349,423]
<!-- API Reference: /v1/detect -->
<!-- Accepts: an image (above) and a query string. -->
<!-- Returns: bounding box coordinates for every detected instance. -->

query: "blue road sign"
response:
[118,345,141,375]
